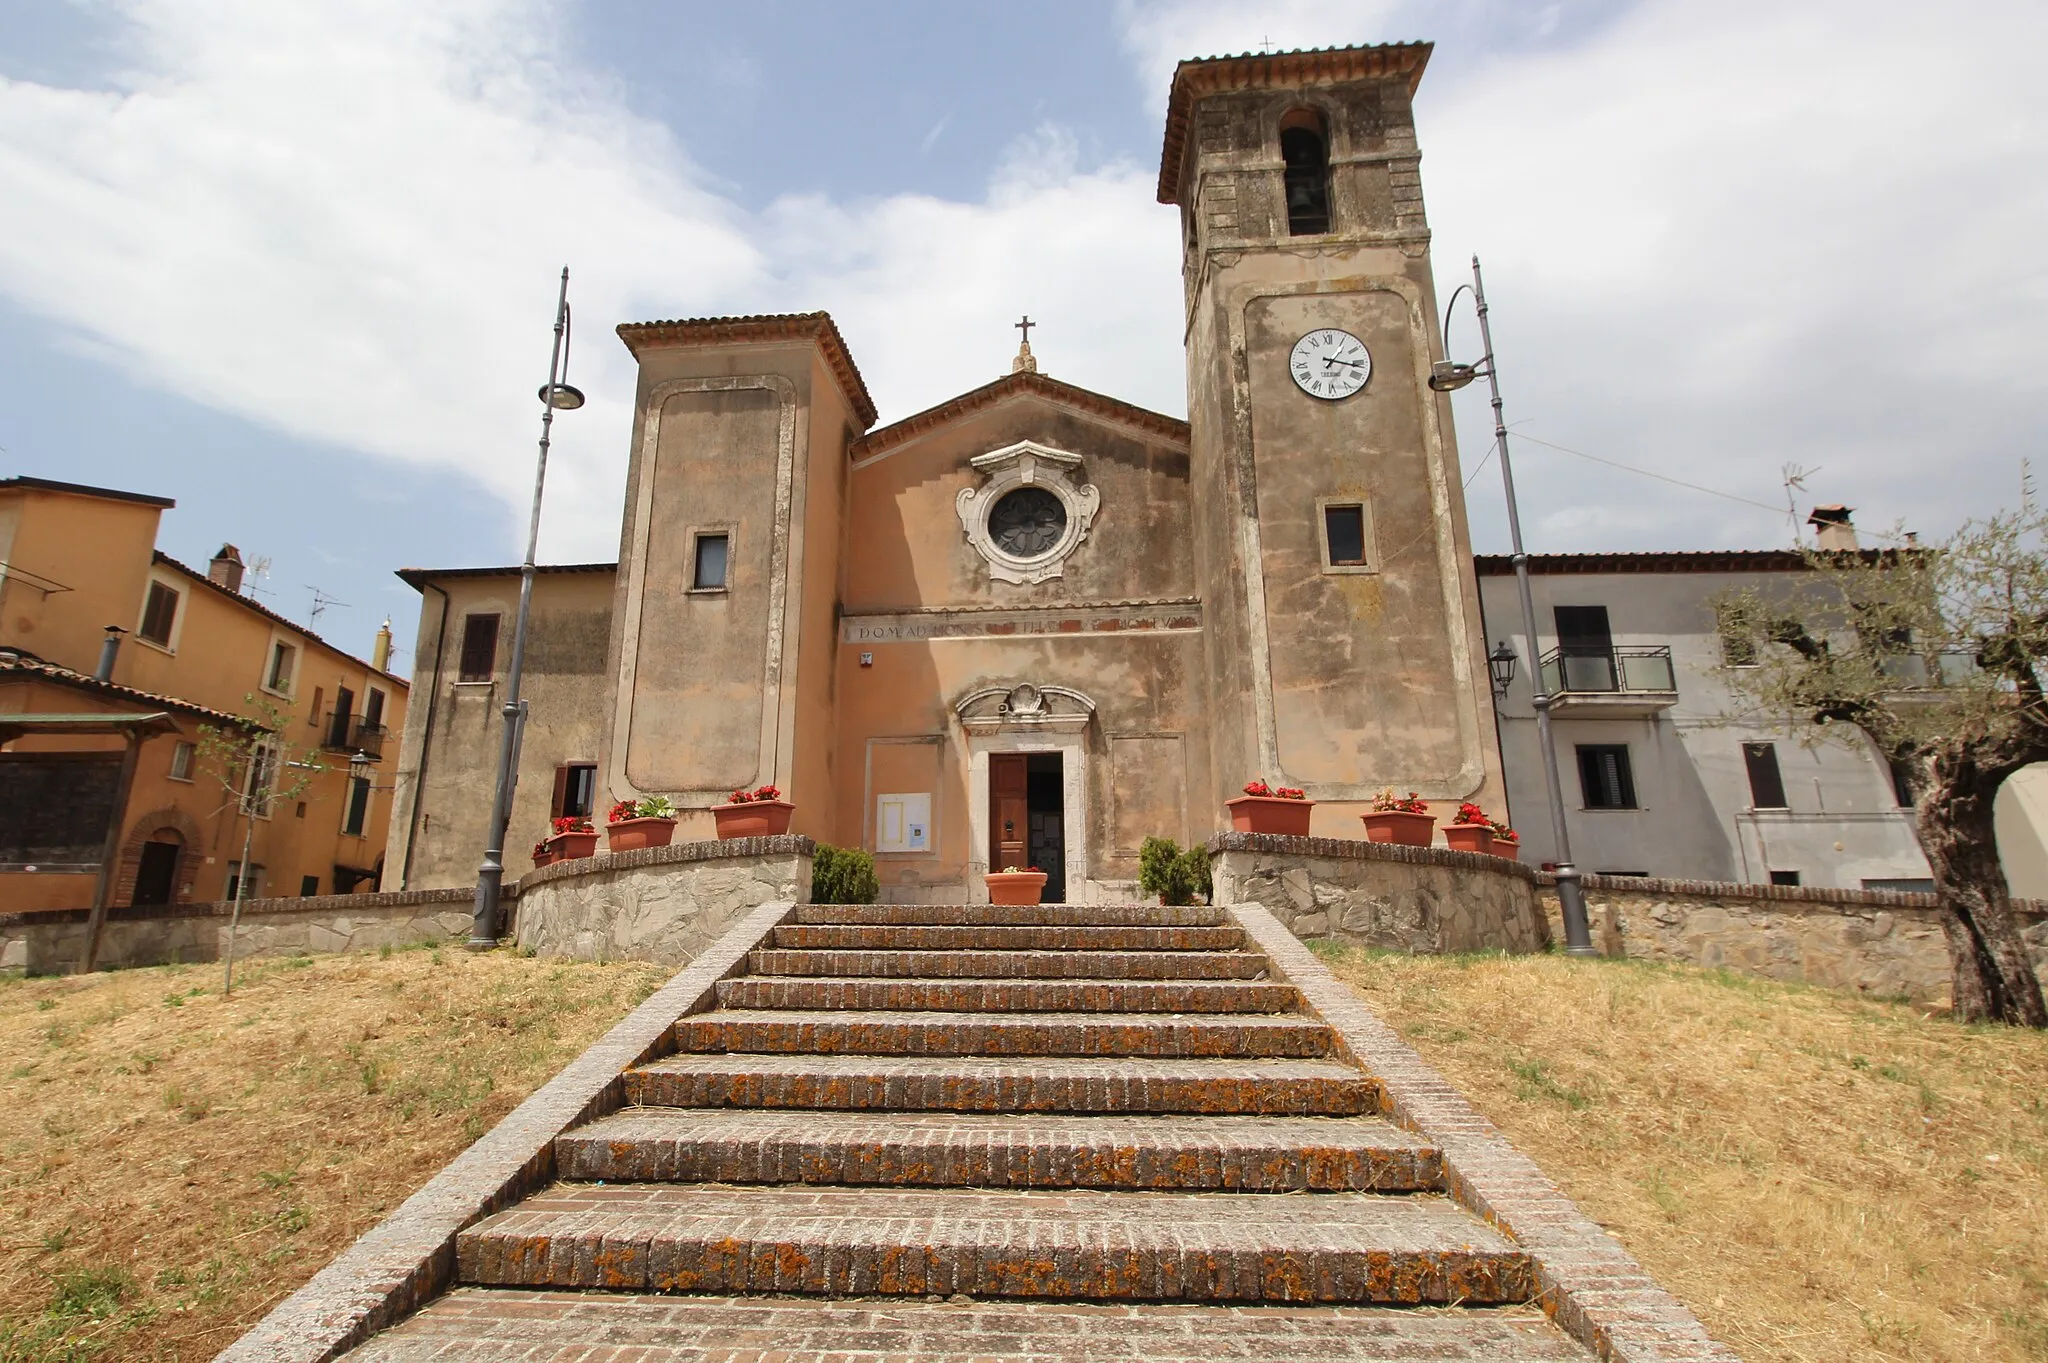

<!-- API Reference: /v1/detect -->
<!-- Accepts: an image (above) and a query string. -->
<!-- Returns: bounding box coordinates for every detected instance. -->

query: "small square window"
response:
[1323,504,1367,566]
[553,763,598,819]
[1769,870,1802,887]
[139,581,179,646]
[300,874,321,897]
[1577,744,1637,810]
[693,533,730,591]
[168,741,195,782]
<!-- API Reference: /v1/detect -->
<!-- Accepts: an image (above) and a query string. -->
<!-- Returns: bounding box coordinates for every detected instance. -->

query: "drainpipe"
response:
[400,583,451,889]
[95,626,126,682]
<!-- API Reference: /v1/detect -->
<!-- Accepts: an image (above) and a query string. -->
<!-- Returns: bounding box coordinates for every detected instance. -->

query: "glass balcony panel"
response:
[1620,651,1676,692]
[1561,652,1619,692]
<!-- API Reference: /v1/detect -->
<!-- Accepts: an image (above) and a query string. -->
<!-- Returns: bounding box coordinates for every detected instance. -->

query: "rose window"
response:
[989,487,1068,559]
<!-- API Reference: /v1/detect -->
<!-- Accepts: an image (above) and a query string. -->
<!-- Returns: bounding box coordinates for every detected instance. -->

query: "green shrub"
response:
[811,844,879,905]
[1137,836,1212,906]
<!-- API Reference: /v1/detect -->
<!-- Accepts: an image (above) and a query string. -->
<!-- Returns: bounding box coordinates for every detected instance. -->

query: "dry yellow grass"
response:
[1313,943,2048,1363]
[0,946,668,1362]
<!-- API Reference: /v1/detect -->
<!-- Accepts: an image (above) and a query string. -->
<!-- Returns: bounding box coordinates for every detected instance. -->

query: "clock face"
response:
[1289,329,1371,400]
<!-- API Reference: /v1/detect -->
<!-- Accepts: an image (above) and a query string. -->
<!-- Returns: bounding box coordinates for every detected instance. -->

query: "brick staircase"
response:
[351,902,1592,1360]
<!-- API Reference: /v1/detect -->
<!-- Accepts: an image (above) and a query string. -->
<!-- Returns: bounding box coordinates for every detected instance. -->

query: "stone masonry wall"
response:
[1542,876,2048,1006]
[512,836,813,965]
[1208,832,1550,954]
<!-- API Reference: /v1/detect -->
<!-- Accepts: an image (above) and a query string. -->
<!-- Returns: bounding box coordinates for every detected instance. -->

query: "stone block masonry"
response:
[1542,875,2048,1006]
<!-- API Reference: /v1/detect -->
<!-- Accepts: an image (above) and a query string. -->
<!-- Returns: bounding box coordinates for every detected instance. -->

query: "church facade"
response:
[388,43,1509,902]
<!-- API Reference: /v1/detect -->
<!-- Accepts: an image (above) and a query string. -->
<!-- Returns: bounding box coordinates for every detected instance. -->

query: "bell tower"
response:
[1161,43,1505,827]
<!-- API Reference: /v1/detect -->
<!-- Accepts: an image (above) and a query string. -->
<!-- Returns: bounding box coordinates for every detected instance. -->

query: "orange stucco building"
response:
[391,45,1506,903]
[0,476,408,914]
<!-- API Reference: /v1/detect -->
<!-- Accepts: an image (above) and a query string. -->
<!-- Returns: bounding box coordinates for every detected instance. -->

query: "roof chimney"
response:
[1807,505,1857,551]
[209,544,245,592]
[95,625,126,683]
[372,618,394,673]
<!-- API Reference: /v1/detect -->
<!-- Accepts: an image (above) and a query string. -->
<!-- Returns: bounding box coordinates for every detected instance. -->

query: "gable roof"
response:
[0,647,256,729]
[395,562,617,590]
[0,475,175,509]
[615,312,877,429]
[1158,42,1433,205]
[852,370,1189,463]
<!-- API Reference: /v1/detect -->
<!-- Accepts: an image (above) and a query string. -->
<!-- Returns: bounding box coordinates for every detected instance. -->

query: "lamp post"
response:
[1430,255,1597,957]
[470,267,584,949]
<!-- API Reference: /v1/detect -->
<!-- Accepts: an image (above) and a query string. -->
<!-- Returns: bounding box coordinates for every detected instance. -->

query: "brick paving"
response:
[243,895,1729,1361]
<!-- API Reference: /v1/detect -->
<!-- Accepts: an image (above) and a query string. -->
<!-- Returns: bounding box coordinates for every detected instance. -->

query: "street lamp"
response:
[1439,256,1597,957]
[471,267,579,949]
[1487,640,1518,696]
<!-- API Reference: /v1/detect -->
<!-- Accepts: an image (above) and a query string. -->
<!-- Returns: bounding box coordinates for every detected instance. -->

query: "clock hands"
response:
[1321,355,1367,370]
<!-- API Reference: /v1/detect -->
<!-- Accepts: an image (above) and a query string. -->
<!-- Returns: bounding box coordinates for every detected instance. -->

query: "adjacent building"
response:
[0,475,408,912]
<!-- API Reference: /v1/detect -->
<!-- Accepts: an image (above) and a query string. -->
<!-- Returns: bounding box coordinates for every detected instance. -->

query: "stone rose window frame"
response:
[954,440,1101,585]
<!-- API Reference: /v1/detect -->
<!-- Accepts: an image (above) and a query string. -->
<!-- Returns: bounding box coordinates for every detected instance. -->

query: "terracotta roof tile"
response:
[395,562,617,589]
[152,552,406,687]
[853,370,1189,462]
[615,312,877,428]
[0,647,255,728]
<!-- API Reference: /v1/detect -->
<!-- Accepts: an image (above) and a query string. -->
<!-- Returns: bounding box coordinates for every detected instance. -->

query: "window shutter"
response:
[459,614,500,682]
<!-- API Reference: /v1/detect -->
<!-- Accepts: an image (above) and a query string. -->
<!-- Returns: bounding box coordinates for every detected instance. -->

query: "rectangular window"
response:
[299,874,320,897]
[1717,608,1758,666]
[1742,742,1788,809]
[342,775,372,836]
[1323,504,1366,566]
[307,686,324,729]
[328,684,356,749]
[225,862,262,901]
[168,741,195,782]
[1769,870,1802,887]
[241,742,277,817]
[266,641,297,693]
[458,613,500,682]
[551,762,598,819]
[138,581,179,646]
[1577,744,1637,810]
[363,687,386,731]
[1888,757,1916,808]
[693,533,730,590]
[1863,877,1935,893]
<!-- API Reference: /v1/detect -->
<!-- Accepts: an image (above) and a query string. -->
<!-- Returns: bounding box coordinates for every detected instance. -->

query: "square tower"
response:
[1162,43,1505,825]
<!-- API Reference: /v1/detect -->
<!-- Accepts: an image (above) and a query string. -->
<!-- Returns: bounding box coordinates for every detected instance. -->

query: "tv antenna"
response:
[244,554,275,598]
[1781,463,1818,546]
[305,586,351,626]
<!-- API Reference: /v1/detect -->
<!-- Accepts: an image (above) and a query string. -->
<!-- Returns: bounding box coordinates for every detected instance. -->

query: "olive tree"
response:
[1716,506,2048,1026]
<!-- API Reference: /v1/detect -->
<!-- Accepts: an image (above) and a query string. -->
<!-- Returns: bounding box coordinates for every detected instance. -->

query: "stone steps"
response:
[769,923,1245,952]
[556,1108,1441,1191]
[793,903,1230,927]
[714,974,1303,1013]
[670,1008,1334,1058]
[351,1289,1590,1363]
[455,1183,1533,1305]
[746,947,1273,979]
[624,1053,1379,1114]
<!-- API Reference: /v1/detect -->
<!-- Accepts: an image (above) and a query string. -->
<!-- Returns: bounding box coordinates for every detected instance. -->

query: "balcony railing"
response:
[1878,650,1978,689]
[1538,645,1678,716]
[321,712,386,759]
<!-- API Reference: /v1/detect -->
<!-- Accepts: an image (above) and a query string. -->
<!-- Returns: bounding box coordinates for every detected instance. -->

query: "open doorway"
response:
[988,751,1067,903]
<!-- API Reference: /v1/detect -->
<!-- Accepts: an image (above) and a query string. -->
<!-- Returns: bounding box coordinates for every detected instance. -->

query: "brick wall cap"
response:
[513,835,814,890]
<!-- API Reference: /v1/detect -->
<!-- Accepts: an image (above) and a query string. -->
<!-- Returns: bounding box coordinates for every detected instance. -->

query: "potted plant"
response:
[606,795,680,852]
[712,784,795,839]
[1443,801,1495,855]
[530,839,554,870]
[985,865,1049,906]
[1361,789,1435,846]
[1489,820,1521,861]
[546,816,598,861]
[1224,779,1314,837]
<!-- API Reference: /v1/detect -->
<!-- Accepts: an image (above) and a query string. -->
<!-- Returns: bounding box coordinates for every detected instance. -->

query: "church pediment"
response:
[955,682,1097,733]
[851,370,1188,465]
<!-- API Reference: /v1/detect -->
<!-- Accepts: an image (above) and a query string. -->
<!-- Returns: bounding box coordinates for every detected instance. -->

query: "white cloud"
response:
[0,0,2044,573]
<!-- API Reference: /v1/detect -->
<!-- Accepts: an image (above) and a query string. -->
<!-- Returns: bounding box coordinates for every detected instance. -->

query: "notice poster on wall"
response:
[876,793,931,853]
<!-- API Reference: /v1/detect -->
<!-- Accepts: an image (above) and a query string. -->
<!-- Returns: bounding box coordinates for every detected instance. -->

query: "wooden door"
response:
[989,754,1029,873]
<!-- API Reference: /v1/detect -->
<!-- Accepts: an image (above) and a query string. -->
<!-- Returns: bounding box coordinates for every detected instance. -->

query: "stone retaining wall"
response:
[1542,875,2048,1005]
[0,887,476,975]
[512,836,813,965]
[1,839,814,974]
[1207,832,1550,954]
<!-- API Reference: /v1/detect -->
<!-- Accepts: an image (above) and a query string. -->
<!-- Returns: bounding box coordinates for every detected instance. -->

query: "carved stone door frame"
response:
[956,684,1095,904]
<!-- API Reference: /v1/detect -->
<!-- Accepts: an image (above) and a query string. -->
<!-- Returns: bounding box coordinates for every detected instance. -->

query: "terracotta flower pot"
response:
[1491,840,1521,862]
[1443,822,1494,855]
[1225,794,1315,837]
[530,848,554,869]
[607,816,678,853]
[712,799,795,840]
[1361,810,1435,846]
[546,829,598,860]
[985,870,1048,906]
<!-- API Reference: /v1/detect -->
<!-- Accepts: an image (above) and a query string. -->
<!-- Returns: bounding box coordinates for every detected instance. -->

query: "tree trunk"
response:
[1916,753,2048,1027]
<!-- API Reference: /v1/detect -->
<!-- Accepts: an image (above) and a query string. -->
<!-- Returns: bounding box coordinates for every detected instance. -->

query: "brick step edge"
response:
[746,949,1273,980]
[456,1227,1533,1306]
[793,904,1229,927]
[555,1115,1441,1191]
[714,977,1304,1014]
[669,1011,1334,1059]
[769,926,1247,951]
[623,1061,1379,1116]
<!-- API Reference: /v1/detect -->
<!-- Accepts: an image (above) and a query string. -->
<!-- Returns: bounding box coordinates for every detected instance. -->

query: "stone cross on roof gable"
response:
[1011,315,1039,374]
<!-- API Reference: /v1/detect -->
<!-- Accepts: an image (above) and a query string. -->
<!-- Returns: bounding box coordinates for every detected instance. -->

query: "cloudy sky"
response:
[2,0,2043,676]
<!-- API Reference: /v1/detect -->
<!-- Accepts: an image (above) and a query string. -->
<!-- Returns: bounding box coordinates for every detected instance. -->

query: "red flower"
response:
[752,784,781,802]
[607,800,637,824]
[1456,801,1490,826]
[551,816,592,834]
[1243,779,1272,797]
[726,789,752,804]
[1275,787,1306,800]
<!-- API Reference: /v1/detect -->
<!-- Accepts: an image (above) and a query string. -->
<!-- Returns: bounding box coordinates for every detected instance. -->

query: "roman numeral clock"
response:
[1289,329,1372,400]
